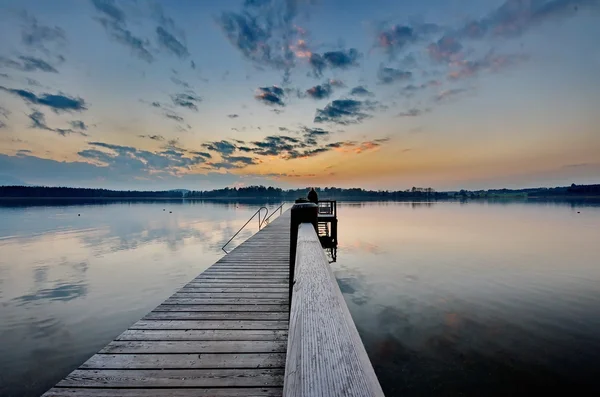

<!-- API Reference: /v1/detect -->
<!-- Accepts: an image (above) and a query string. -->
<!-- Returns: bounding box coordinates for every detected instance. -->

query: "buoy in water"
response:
[169,211,172,213]
[78,214,80,216]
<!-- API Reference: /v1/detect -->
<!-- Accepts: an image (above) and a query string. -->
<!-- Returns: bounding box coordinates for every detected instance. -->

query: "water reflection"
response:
[332,200,600,395]
[0,200,282,397]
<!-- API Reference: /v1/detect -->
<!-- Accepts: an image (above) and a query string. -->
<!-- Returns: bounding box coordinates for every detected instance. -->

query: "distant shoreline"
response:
[1,196,599,201]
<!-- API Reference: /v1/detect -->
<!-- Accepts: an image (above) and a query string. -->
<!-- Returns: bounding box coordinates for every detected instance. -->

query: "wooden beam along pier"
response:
[43,202,384,397]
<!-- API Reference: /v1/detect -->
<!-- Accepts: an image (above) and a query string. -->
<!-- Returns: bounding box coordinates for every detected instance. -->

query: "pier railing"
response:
[221,206,268,253]
[285,202,384,397]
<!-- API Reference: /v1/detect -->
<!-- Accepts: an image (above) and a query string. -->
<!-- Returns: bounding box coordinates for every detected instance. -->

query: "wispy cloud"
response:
[314,99,373,125]
[0,56,58,73]
[91,0,154,62]
[138,134,165,141]
[156,26,189,58]
[28,110,87,136]
[397,108,430,117]
[349,86,374,97]
[0,86,87,113]
[448,52,529,80]
[69,120,88,130]
[435,87,469,102]
[255,86,285,106]
[20,11,67,55]
[309,49,361,77]
[377,65,412,84]
[171,92,201,111]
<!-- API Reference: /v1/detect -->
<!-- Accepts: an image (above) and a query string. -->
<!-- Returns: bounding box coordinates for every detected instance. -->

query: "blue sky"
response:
[0,0,599,190]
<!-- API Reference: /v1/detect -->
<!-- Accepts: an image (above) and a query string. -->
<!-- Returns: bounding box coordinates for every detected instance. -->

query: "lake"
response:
[1,199,599,396]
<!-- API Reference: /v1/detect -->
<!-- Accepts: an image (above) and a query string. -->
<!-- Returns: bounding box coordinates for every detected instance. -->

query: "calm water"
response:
[1,200,599,396]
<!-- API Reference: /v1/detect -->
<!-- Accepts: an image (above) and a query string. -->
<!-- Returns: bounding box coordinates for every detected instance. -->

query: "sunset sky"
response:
[0,0,598,190]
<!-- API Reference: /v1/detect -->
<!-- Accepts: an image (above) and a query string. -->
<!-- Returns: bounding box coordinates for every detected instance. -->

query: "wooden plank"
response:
[283,223,384,397]
[201,272,289,277]
[100,340,287,354]
[154,304,288,312]
[184,283,288,289]
[143,311,289,321]
[172,292,287,299]
[44,388,283,397]
[116,329,288,341]
[57,369,284,388]
[163,298,287,305]
[193,277,288,283]
[130,320,288,330]
[81,353,286,369]
[179,287,288,293]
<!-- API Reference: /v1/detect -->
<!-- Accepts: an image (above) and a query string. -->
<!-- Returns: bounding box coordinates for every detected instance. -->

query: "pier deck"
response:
[43,211,291,397]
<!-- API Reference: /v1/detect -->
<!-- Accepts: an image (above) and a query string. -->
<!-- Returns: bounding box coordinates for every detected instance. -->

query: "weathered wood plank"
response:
[178,287,288,293]
[163,297,287,305]
[172,292,288,299]
[57,369,284,388]
[184,283,289,289]
[100,340,287,354]
[44,388,283,397]
[143,311,289,321]
[116,329,288,341]
[154,304,288,312]
[130,320,288,330]
[81,353,286,369]
[283,223,384,397]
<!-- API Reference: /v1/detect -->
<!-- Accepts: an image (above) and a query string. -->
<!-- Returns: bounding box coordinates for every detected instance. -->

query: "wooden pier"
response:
[43,211,292,397]
[42,203,383,397]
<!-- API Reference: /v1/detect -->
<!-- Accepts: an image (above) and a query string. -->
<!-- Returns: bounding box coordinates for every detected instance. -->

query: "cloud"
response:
[314,99,373,125]
[255,85,285,106]
[0,105,9,119]
[69,120,88,130]
[20,11,67,54]
[435,87,469,102]
[375,21,443,57]
[0,56,58,73]
[309,49,361,76]
[353,138,390,154]
[397,108,430,117]
[377,25,416,53]
[91,0,154,63]
[457,0,593,40]
[202,140,238,156]
[27,110,87,136]
[428,35,463,63]
[171,92,201,111]
[1,86,87,113]
[81,141,208,173]
[377,65,412,84]
[138,134,165,141]
[156,26,189,58]
[171,76,190,89]
[165,112,185,122]
[217,0,305,81]
[306,83,333,100]
[350,86,374,97]
[448,52,528,80]
[228,114,239,118]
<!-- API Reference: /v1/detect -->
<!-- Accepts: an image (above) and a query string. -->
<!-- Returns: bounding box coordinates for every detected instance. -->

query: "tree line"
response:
[1,184,598,199]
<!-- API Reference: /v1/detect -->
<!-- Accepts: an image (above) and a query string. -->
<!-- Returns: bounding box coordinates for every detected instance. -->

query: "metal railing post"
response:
[289,200,318,307]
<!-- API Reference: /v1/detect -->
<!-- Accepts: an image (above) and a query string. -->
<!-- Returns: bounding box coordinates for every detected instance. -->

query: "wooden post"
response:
[289,201,318,306]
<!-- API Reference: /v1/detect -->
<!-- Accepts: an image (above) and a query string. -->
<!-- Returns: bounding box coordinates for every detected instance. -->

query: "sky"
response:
[0,0,599,191]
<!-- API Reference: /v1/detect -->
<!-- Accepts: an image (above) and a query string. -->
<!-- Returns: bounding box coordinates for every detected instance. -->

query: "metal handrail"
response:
[261,202,286,227]
[222,206,269,253]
